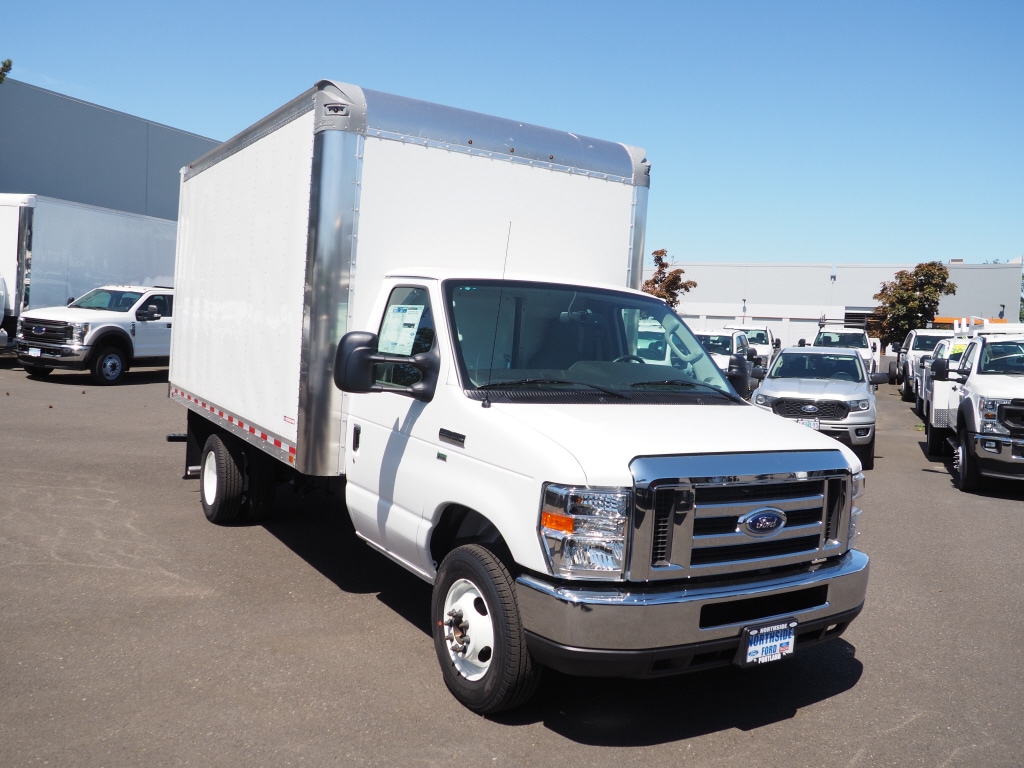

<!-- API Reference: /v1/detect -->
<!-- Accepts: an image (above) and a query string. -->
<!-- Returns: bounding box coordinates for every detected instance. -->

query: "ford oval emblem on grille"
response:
[738,508,787,538]
[32,326,45,335]
[800,404,819,414]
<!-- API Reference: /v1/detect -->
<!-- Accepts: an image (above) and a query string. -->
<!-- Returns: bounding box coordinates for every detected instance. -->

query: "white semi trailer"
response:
[170,80,869,714]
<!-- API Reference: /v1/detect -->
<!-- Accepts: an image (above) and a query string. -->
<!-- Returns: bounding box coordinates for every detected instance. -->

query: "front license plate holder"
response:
[28,347,41,358]
[738,618,797,667]
[795,418,820,430]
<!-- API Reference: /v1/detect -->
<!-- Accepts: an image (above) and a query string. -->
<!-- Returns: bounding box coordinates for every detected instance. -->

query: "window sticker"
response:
[379,304,425,356]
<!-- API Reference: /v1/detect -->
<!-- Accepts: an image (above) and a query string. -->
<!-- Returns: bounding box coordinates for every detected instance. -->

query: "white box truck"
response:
[170,80,870,714]
[0,194,176,350]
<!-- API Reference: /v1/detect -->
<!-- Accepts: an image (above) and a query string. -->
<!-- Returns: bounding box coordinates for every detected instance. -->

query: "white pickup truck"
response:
[930,334,1024,491]
[16,285,173,384]
[169,80,870,714]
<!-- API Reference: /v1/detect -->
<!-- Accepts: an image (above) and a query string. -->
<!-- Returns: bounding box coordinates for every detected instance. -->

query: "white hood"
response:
[21,306,127,323]
[490,401,856,486]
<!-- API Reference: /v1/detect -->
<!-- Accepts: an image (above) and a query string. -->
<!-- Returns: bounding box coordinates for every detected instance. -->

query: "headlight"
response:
[849,472,865,542]
[980,399,1011,435]
[71,322,89,344]
[754,393,776,407]
[539,484,630,580]
[15,318,23,338]
[845,399,871,412]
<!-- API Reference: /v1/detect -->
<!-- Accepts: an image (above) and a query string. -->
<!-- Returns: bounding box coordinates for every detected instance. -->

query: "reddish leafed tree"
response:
[641,249,696,308]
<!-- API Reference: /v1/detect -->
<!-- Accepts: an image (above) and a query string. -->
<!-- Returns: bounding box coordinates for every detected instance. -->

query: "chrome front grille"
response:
[20,319,71,344]
[773,399,849,420]
[629,452,852,582]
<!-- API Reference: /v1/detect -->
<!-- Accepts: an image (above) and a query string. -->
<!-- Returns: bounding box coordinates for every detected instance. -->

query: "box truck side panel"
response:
[0,197,30,319]
[350,136,641,334]
[170,110,315,449]
[28,198,176,310]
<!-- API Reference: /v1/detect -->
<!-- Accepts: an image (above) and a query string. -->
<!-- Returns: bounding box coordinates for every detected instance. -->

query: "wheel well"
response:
[430,505,512,571]
[88,331,133,363]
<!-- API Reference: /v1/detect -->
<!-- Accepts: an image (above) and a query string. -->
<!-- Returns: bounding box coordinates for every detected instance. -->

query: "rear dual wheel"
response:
[200,433,276,524]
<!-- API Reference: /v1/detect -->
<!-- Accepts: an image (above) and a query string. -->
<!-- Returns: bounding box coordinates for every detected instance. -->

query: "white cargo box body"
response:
[170,80,650,475]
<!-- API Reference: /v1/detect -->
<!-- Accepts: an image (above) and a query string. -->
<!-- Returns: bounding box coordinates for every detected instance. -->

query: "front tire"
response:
[854,436,875,471]
[432,545,542,715]
[900,371,914,402]
[955,428,980,492]
[200,434,244,524]
[91,347,128,385]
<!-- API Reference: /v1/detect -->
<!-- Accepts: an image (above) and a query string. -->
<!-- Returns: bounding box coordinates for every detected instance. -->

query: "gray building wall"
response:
[661,261,1022,324]
[0,80,218,220]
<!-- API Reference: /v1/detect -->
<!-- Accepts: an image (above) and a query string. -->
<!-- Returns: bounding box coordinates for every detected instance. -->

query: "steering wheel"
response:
[614,354,646,364]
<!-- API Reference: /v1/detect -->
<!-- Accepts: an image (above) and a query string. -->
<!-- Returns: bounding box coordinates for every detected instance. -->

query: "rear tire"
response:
[925,420,947,456]
[900,372,914,402]
[241,446,277,522]
[432,544,542,715]
[200,434,244,524]
[91,347,128,385]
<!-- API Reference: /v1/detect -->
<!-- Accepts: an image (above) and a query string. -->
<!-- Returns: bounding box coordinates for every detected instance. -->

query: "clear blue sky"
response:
[3,1,1022,266]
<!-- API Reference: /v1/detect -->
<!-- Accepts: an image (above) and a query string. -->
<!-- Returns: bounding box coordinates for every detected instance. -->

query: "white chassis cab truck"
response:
[170,81,870,714]
[0,194,176,351]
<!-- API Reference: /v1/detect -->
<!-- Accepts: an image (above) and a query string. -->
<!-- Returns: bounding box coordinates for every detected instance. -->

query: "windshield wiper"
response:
[476,378,629,399]
[631,379,746,403]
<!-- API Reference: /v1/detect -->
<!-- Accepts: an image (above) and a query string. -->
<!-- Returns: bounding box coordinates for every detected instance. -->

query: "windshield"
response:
[69,288,142,312]
[814,330,868,348]
[695,334,734,356]
[768,352,864,382]
[979,341,1024,375]
[445,280,737,402]
[913,335,948,351]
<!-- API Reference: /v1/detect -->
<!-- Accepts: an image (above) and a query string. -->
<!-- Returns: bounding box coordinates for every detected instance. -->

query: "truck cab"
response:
[16,285,173,384]
[932,334,1024,491]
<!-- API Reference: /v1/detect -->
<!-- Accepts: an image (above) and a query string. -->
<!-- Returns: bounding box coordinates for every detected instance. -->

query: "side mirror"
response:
[136,305,161,321]
[871,342,877,352]
[752,366,767,381]
[746,348,759,361]
[931,358,949,381]
[773,338,781,349]
[66,297,75,306]
[890,343,900,353]
[726,353,750,395]
[333,330,439,402]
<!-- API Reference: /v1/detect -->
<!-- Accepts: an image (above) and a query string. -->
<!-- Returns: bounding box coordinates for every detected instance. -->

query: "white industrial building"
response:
[654,259,1023,347]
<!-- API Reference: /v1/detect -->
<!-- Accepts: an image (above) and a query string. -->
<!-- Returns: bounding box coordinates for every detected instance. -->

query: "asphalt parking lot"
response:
[2,355,1022,767]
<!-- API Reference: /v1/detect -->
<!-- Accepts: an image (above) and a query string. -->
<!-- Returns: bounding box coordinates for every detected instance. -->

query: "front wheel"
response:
[853,436,875,471]
[432,545,542,715]
[91,347,128,385]
[954,428,980,492]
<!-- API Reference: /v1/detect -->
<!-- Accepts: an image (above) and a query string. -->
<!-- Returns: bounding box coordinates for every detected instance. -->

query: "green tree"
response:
[872,261,957,347]
[641,249,696,308]
[0,59,11,85]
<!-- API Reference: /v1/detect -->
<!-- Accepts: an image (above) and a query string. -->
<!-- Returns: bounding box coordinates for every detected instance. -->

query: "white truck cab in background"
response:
[170,80,870,714]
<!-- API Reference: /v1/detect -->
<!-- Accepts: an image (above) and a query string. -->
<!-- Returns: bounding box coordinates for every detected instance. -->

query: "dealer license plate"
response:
[27,347,41,357]
[795,418,819,430]
[741,620,797,666]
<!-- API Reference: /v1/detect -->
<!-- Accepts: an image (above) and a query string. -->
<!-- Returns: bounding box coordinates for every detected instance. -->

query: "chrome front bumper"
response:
[517,549,869,676]
[17,340,91,368]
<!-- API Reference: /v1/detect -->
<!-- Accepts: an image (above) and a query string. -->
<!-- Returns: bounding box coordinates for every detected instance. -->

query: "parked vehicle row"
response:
[912,322,1024,492]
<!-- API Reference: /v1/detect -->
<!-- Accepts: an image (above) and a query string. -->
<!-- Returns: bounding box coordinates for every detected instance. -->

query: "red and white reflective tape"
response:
[171,386,297,464]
